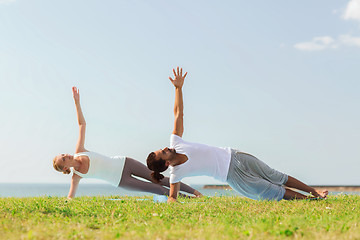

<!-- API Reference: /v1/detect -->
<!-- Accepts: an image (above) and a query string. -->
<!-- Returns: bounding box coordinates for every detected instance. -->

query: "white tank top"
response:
[73,151,126,186]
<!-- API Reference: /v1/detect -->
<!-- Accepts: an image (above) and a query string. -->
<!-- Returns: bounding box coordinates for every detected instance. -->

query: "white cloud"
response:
[339,34,360,46]
[295,1,360,52]
[343,0,360,21]
[294,36,338,51]
[294,35,360,51]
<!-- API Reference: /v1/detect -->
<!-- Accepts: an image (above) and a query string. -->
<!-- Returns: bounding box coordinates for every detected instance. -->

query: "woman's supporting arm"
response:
[67,173,81,199]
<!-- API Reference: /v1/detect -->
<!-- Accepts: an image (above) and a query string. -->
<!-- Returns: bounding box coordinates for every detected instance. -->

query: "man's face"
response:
[153,147,176,162]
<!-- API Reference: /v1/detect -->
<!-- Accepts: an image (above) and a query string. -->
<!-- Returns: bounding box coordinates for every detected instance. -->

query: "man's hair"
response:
[146,152,168,183]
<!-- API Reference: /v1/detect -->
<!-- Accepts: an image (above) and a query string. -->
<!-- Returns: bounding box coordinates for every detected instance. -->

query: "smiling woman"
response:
[53,155,69,174]
[52,87,202,199]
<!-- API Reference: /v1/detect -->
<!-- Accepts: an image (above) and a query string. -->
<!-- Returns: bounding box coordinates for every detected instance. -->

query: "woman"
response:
[53,87,202,199]
[147,67,328,202]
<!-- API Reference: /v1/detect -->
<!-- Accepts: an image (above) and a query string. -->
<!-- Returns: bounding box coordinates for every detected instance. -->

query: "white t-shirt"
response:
[169,134,232,183]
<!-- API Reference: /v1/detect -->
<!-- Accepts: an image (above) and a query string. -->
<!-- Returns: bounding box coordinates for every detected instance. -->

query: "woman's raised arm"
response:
[72,86,87,153]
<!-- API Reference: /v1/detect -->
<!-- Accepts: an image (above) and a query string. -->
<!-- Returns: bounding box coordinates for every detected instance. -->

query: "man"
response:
[147,67,328,203]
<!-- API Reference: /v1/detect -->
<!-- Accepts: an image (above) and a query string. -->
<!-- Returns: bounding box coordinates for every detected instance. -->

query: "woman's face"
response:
[55,154,73,172]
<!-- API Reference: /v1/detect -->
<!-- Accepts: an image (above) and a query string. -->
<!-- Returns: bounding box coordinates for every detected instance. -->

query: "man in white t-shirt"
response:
[146,67,328,203]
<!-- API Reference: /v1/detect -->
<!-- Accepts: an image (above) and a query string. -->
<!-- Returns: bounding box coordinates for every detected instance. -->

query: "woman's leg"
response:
[119,158,198,195]
[284,176,328,198]
[119,158,169,195]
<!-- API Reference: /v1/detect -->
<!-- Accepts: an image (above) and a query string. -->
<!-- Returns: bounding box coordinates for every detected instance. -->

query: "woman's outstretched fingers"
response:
[173,68,176,77]
[72,86,80,101]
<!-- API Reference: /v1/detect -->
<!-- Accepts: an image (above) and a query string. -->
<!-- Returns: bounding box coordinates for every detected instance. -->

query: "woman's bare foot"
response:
[194,190,203,198]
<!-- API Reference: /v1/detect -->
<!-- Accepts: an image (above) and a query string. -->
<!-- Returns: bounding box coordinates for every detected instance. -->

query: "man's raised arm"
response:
[169,67,187,138]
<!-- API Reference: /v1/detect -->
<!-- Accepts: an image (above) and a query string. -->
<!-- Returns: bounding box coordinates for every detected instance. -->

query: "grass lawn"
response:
[1,194,360,239]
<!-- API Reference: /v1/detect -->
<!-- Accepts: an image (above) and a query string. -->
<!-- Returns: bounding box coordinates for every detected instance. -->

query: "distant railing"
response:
[203,185,360,192]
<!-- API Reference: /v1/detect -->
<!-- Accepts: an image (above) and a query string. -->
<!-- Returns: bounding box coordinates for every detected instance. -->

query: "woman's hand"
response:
[72,86,80,102]
[169,66,187,89]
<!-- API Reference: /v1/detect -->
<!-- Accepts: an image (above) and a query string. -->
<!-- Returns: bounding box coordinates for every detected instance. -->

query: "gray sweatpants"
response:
[226,149,288,201]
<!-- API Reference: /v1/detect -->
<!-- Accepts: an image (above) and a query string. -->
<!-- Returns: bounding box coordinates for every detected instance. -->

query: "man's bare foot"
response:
[314,190,328,199]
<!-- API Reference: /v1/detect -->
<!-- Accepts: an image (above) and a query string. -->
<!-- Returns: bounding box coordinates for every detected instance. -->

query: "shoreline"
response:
[203,185,360,192]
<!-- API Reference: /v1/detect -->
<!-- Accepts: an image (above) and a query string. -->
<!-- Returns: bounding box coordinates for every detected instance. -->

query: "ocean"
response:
[0,183,240,198]
[0,183,357,198]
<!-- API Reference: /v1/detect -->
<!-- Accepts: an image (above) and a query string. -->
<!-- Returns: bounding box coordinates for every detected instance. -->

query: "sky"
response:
[0,0,359,186]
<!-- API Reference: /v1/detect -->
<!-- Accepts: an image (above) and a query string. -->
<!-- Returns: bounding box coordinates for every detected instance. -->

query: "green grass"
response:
[1,194,360,239]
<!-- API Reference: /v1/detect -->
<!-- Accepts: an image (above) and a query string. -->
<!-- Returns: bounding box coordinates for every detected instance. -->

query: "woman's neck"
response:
[73,157,82,170]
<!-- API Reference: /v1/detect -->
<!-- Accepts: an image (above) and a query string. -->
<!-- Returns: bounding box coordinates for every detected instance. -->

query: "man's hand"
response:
[169,66,187,89]
[167,197,178,203]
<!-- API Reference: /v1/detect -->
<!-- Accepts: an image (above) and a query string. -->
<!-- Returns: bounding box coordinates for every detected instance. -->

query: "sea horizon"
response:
[0,183,228,198]
[0,183,359,198]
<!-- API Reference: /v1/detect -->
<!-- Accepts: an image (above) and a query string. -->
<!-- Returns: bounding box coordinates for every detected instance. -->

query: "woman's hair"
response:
[52,156,71,175]
[146,152,168,183]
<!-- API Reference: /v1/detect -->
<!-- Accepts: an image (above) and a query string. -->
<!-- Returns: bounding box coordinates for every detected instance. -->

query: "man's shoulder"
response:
[171,133,182,140]
[170,134,184,146]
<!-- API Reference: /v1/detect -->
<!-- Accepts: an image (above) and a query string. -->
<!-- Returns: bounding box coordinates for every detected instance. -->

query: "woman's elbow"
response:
[174,112,183,118]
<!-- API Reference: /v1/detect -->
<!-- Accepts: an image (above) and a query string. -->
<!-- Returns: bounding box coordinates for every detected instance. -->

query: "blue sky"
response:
[0,0,359,186]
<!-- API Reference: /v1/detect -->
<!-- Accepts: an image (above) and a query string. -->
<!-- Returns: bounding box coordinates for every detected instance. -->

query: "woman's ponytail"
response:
[151,171,164,183]
[147,152,168,183]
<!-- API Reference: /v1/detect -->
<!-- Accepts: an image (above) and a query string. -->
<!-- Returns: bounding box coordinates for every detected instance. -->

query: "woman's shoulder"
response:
[75,149,90,155]
[75,146,89,154]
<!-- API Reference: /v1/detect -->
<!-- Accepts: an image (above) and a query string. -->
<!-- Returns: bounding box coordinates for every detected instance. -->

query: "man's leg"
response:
[283,188,308,200]
[235,153,328,199]
[284,176,328,198]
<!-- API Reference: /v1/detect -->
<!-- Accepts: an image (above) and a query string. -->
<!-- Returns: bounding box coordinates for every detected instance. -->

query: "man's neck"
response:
[171,153,188,166]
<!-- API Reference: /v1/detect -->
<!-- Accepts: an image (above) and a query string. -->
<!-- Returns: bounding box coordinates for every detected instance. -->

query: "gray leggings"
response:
[118,157,196,196]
